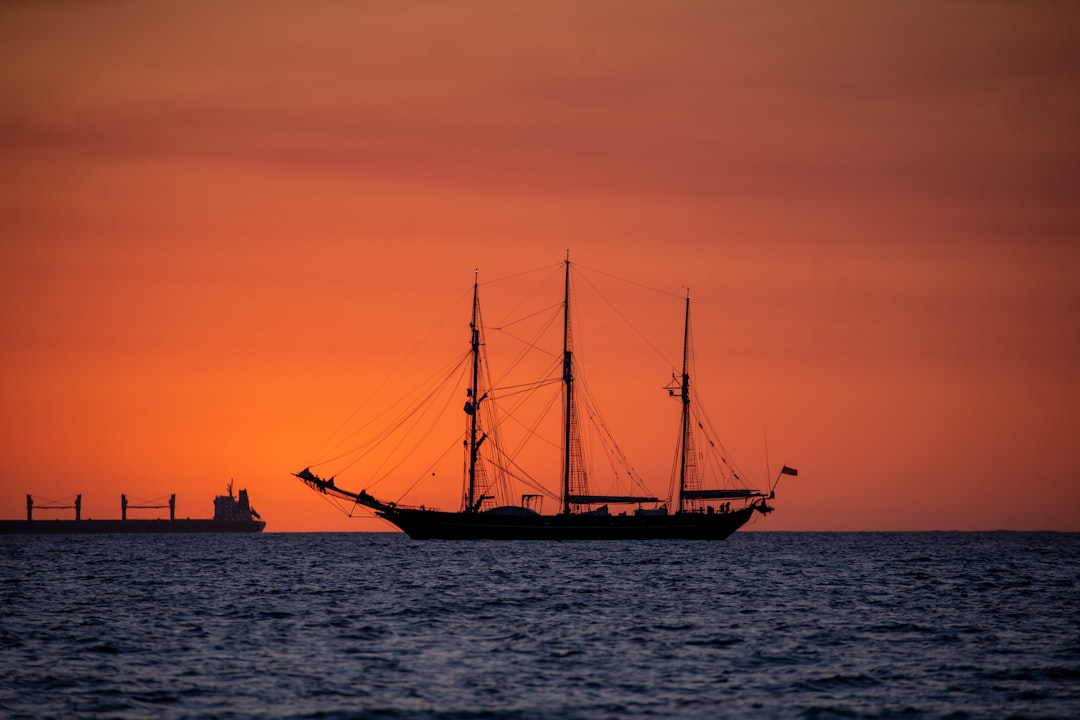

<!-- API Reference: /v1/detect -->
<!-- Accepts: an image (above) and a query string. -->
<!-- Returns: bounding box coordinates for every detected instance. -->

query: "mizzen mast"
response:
[677,290,694,513]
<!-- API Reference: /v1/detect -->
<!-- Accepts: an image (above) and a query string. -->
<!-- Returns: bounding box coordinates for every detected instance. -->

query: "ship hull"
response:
[377,507,755,540]
[0,519,266,535]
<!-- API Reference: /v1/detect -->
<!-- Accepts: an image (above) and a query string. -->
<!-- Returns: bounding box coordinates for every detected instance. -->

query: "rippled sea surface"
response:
[2,532,1078,719]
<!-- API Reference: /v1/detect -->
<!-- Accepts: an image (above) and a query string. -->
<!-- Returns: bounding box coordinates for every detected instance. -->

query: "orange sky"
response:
[2,0,1078,531]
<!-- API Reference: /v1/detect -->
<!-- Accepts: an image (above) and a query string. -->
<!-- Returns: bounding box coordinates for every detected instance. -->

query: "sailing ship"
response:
[296,258,795,540]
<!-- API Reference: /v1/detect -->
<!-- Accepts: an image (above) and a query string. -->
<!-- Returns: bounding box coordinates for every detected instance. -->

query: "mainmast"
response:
[465,269,485,512]
[677,291,691,513]
[561,256,574,515]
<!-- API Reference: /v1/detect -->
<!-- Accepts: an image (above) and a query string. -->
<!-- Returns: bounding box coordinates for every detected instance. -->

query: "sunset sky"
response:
[2,0,1078,531]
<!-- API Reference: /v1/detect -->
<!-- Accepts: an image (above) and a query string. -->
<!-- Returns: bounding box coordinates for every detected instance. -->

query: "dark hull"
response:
[0,519,266,535]
[377,507,755,540]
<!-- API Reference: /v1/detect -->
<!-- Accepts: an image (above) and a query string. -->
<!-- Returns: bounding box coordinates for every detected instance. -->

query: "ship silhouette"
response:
[296,258,795,540]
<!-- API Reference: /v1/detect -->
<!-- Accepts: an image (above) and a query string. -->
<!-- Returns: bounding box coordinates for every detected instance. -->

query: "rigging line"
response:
[481,261,563,288]
[345,360,470,485]
[324,353,468,477]
[313,349,473,468]
[490,302,563,384]
[498,389,562,451]
[576,373,655,496]
[678,315,750,489]
[491,326,560,359]
[576,261,685,300]
[694,404,749,489]
[322,490,382,521]
[476,324,513,503]
[385,361,471,481]
[305,284,473,468]
[478,331,560,505]
[686,351,751,489]
[312,487,357,517]
[393,433,462,506]
[315,347,471,464]
[503,379,563,461]
[492,355,563,423]
[488,376,562,400]
[577,401,619,492]
[763,426,772,490]
[489,302,563,331]
[479,361,561,493]
[575,268,676,370]
[488,263,565,330]
[482,449,561,503]
[34,494,79,505]
[667,423,682,506]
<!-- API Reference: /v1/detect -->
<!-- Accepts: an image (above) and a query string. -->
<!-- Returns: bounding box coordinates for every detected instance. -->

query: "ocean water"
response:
[1,532,1077,719]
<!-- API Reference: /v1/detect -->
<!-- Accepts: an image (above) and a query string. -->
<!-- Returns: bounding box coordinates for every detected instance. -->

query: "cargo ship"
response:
[0,483,266,534]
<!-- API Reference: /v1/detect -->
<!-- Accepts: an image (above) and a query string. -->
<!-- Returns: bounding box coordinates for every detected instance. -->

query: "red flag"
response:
[780,465,798,476]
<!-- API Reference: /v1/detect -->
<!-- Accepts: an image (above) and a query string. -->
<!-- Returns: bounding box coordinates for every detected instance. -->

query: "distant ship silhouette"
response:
[1,482,265,534]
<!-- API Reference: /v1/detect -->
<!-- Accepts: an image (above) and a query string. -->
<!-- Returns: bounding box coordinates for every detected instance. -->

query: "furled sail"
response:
[567,495,660,505]
[681,489,762,500]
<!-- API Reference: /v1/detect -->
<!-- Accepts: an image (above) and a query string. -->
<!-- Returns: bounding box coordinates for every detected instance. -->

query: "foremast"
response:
[465,269,487,512]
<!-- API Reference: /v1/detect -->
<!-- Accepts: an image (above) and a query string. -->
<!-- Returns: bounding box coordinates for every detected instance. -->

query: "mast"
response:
[677,291,691,513]
[562,255,574,515]
[466,269,482,511]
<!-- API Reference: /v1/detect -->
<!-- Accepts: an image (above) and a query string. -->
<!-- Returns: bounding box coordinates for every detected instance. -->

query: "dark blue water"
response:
[2,532,1078,719]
